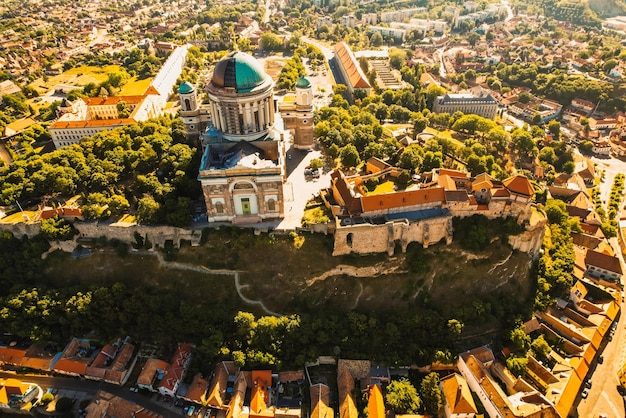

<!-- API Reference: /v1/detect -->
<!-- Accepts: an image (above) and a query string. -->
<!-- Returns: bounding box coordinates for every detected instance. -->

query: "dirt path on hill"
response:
[138,250,282,316]
[305,262,407,286]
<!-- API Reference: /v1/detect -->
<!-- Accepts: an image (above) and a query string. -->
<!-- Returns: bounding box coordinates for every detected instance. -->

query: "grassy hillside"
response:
[588,0,626,18]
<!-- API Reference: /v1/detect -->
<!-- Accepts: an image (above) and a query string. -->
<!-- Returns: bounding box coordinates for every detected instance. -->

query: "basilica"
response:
[179,50,313,224]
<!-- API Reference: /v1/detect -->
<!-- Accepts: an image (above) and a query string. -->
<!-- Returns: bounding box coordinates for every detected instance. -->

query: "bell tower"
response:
[293,76,314,149]
[178,81,201,142]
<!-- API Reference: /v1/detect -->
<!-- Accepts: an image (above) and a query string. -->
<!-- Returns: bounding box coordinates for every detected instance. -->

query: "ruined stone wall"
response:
[508,221,547,258]
[332,216,452,256]
[0,221,202,249]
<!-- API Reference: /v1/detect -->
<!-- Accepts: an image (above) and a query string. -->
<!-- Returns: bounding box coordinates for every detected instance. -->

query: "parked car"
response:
[584,380,592,389]
[598,356,604,364]
[581,388,589,399]
[187,406,195,417]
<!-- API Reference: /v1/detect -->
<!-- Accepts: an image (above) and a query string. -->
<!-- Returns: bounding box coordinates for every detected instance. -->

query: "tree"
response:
[340,144,361,168]
[420,373,442,416]
[137,196,161,224]
[412,114,428,138]
[547,120,561,139]
[117,100,131,118]
[309,158,323,170]
[371,32,383,47]
[55,397,74,413]
[506,356,528,377]
[468,32,480,47]
[40,216,75,241]
[603,59,618,74]
[509,324,530,352]
[385,379,421,414]
[260,32,283,52]
[531,335,551,361]
[447,319,464,335]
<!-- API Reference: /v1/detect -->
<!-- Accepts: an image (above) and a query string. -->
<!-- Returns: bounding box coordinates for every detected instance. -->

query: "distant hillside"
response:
[588,0,626,18]
[529,0,602,27]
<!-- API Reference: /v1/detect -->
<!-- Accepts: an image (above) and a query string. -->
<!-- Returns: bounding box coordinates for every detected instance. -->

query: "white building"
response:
[380,7,426,23]
[433,92,498,119]
[368,25,406,40]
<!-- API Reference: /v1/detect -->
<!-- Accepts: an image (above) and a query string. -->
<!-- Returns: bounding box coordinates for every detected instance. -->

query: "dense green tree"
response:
[420,373,442,416]
[385,379,421,414]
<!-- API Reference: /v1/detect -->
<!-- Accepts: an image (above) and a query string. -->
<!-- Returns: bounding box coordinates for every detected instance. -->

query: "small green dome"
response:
[295,76,312,89]
[178,81,195,94]
[211,51,267,93]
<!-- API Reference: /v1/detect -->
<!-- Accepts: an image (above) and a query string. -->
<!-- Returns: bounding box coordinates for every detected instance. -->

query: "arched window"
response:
[215,201,224,214]
[346,233,353,247]
[185,98,191,111]
[267,199,276,212]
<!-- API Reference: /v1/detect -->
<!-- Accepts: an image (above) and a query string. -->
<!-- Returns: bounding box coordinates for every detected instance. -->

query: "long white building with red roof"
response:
[333,42,371,98]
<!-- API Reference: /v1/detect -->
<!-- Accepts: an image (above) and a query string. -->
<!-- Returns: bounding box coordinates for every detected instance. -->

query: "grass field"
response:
[118,77,153,96]
[29,65,153,96]
[29,65,121,93]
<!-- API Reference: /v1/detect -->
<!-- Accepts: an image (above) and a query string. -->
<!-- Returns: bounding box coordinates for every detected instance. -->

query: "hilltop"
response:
[589,0,626,18]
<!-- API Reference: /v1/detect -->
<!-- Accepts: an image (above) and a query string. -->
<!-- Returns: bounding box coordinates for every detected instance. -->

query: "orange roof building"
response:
[334,42,371,97]
[310,384,333,418]
[180,373,210,405]
[137,358,170,392]
[367,385,385,418]
[439,373,477,417]
[250,370,273,418]
[503,175,534,197]
[206,361,239,409]
[158,343,193,397]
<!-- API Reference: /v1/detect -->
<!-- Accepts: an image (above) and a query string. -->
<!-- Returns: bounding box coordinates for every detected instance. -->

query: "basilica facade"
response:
[180,50,314,224]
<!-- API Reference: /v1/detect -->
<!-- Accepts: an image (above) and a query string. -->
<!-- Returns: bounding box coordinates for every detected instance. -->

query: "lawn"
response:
[368,180,395,195]
[424,127,465,147]
[29,65,122,94]
[118,77,153,96]
[0,211,38,224]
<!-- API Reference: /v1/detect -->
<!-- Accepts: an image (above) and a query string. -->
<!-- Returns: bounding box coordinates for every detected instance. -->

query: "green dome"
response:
[295,76,311,89]
[178,81,195,94]
[211,51,267,93]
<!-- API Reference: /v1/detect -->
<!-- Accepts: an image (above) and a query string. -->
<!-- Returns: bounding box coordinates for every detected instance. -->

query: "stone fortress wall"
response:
[332,203,545,257]
[0,221,202,249]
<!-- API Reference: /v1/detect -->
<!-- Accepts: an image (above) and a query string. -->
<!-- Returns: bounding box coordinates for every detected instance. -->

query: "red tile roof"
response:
[334,42,371,90]
[159,343,193,392]
[367,385,385,418]
[50,118,135,130]
[360,187,446,213]
[585,249,622,274]
[503,175,534,196]
[83,96,146,106]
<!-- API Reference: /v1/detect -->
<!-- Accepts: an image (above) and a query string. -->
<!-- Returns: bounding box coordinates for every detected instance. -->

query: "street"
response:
[576,153,626,418]
[0,371,184,418]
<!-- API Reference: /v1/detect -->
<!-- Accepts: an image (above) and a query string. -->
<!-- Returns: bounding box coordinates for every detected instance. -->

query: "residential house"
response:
[158,343,193,397]
[592,140,611,156]
[367,385,385,418]
[337,363,358,418]
[250,370,273,418]
[53,338,97,377]
[584,249,623,285]
[458,347,559,418]
[179,373,210,405]
[439,373,477,418]
[310,384,333,418]
[84,339,136,385]
[0,344,55,372]
[85,390,163,418]
[0,378,39,411]
[206,361,239,409]
[136,358,170,392]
